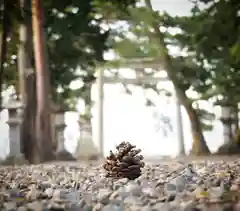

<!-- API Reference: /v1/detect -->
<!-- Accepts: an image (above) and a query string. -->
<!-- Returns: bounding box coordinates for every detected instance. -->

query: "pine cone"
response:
[103,141,145,180]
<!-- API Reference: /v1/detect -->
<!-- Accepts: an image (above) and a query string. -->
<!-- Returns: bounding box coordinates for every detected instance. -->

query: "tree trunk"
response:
[32,0,54,162]
[18,0,41,163]
[20,72,40,163]
[145,0,210,155]
[185,103,210,155]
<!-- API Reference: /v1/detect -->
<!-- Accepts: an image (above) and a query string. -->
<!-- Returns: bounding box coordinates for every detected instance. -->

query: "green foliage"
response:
[174,0,240,106]
[0,0,136,110]
[44,0,109,108]
[164,0,240,130]
[107,3,216,131]
[113,38,162,58]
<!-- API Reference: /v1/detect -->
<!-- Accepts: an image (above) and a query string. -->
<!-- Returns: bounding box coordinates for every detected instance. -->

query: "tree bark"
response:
[185,103,210,155]
[145,0,210,155]
[20,72,40,163]
[32,0,54,162]
[18,0,41,163]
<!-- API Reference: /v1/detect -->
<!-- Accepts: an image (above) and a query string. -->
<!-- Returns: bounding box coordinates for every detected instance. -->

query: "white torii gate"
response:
[96,58,185,156]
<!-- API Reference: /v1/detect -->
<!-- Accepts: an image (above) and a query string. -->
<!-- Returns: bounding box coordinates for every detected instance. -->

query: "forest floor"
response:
[1,155,240,211]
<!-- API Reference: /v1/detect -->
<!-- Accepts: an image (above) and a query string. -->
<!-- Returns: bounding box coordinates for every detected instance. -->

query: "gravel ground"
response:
[1,156,240,211]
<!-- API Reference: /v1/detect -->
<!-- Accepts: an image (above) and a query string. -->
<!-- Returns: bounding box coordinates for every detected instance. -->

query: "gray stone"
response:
[114,187,131,199]
[165,176,187,194]
[26,185,41,201]
[8,190,25,199]
[44,188,54,198]
[26,201,45,211]
[83,204,93,211]
[102,204,123,211]
[52,189,69,201]
[140,205,153,211]
[109,199,123,206]
[142,187,159,198]
[97,189,112,205]
[93,202,104,211]
[66,191,81,203]
[38,182,52,190]
[67,204,84,211]
[165,183,177,192]
[4,202,17,211]
[78,199,86,208]
[17,207,27,211]
[152,202,171,211]
[123,196,141,205]
[47,202,66,211]
[124,182,142,197]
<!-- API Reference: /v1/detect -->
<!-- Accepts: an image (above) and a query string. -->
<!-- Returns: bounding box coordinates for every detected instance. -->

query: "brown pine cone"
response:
[103,141,145,180]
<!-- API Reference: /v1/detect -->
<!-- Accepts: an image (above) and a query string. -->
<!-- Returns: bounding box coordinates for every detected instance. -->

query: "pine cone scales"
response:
[103,141,145,180]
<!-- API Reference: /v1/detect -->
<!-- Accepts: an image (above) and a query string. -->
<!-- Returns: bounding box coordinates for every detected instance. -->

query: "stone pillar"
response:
[55,112,65,152]
[221,106,233,144]
[75,118,99,160]
[50,112,57,151]
[54,110,75,160]
[176,97,185,156]
[96,68,104,157]
[6,103,22,157]
[1,101,27,165]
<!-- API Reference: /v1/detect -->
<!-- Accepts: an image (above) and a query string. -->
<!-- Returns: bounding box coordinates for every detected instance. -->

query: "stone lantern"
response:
[54,107,75,160]
[1,100,27,165]
[6,100,22,157]
[221,106,233,144]
[75,116,99,160]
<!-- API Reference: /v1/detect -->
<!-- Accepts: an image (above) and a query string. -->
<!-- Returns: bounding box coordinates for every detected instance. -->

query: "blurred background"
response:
[0,0,239,161]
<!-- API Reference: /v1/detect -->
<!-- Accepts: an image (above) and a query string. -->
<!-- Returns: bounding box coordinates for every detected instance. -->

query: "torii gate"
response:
[96,57,185,156]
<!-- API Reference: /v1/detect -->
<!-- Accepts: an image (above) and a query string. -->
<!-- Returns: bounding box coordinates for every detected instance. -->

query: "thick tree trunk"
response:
[32,0,54,162]
[18,0,41,163]
[185,103,210,155]
[20,73,40,163]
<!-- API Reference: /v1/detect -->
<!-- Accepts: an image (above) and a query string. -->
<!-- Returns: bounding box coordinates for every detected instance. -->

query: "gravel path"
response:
[1,157,240,211]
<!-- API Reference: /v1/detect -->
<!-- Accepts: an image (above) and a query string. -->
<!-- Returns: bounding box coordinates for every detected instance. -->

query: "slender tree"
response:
[31,0,54,162]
